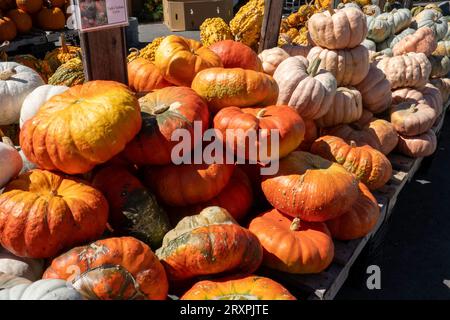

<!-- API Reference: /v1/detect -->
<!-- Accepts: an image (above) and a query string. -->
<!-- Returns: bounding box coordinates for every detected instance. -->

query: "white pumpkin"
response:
[0,279,83,300]
[19,149,37,174]
[0,247,44,281]
[0,62,44,126]
[0,272,32,290]
[19,85,69,128]
[0,138,22,188]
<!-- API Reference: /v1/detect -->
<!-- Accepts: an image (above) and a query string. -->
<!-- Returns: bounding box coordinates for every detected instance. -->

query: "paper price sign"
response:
[71,0,129,32]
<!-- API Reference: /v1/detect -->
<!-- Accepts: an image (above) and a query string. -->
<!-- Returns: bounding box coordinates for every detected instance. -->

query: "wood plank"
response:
[258,0,284,52]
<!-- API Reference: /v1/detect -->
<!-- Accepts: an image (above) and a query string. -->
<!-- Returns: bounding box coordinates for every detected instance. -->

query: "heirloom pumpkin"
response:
[433,40,450,56]
[92,166,171,249]
[0,134,22,188]
[392,27,437,56]
[311,135,392,190]
[249,209,334,273]
[47,56,85,87]
[0,247,44,281]
[376,53,431,89]
[43,36,81,74]
[307,7,367,49]
[390,8,412,34]
[0,62,45,125]
[326,182,380,240]
[6,9,32,34]
[19,84,68,128]
[261,151,359,222]
[11,54,48,82]
[307,45,370,86]
[414,9,448,41]
[181,276,297,300]
[16,0,42,14]
[191,67,279,114]
[36,2,66,31]
[213,105,305,161]
[429,55,450,79]
[229,0,265,49]
[430,77,450,101]
[0,169,109,258]
[0,272,32,289]
[258,47,290,76]
[397,130,437,158]
[209,40,262,71]
[155,35,222,87]
[390,102,437,136]
[127,57,171,95]
[123,86,209,166]
[142,163,235,206]
[281,44,312,57]
[156,207,263,281]
[420,83,443,117]
[377,28,416,51]
[392,87,426,105]
[316,87,363,128]
[274,56,337,120]
[0,279,83,300]
[366,13,395,43]
[362,39,376,51]
[43,237,169,300]
[199,17,233,47]
[20,81,141,174]
[166,168,253,224]
[354,64,392,114]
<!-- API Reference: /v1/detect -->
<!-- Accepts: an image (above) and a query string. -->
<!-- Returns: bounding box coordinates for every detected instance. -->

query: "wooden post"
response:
[258,0,284,53]
[80,28,128,84]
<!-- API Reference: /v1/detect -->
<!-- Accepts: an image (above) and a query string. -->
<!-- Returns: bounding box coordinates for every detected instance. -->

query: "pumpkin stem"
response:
[290,217,301,231]
[327,7,335,15]
[0,129,15,148]
[50,189,58,196]
[153,104,170,114]
[0,68,16,81]
[256,109,267,118]
[350,140,357,147]
[60,34,68,54]
[410,103,418,113]
[0,41,9,51]
[307,58,322,77]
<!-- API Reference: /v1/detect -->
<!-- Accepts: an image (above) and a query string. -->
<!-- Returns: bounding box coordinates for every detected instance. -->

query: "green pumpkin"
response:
[389,8,412,34]
[367,13,396,43]
[376,28,415,51]
[429,55,450,78]
[48,57,85,87]
[414,9,448,41]
[433,40,450,56]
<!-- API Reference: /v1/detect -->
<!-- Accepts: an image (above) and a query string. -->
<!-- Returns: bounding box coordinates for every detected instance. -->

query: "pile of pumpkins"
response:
[0,4,449,300]
[0,0,69,43]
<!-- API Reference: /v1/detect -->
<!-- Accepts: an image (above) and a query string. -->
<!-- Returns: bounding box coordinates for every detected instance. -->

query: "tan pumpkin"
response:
[392,27,437,56]
[376,53,431,89]
[430,78,450,101]
[428,55,450,79]
[273,56,337,120]
[257,47,290,76]
[281,44,312,57]
[354,64,392,114]
[390,102,437,136]
[392,85,443,117]
[311,135,392,190]
[307,7,368,50]
[316,87,363,128]
[420,83,443,117]
[307,45,369,86]
[397,130,437,158]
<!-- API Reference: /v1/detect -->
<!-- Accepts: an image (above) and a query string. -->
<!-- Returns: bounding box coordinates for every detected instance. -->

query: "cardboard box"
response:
[163,0,233,31]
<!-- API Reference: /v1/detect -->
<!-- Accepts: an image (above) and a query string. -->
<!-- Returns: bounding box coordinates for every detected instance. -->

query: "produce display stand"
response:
[2,29,79,53]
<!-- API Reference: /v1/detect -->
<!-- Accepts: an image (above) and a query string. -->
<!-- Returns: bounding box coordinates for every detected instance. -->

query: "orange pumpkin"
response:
[191,67,279,114]
[390,102,437,136]
[326,182,380,240]
[213,105,305,162]
[297,119,318,151]
[127,57,171,95]
[16,0,43,14]
[20,81,142,175]
[36,4,65,31]
[261,151,359,222]
[181,276,297,300]
[249,209,334,273]
[311,136,392,190]
[0,15,17,42]
[208,40,263,71]
[122,86,209,166]
[142,163,235,206]
[155,35,222,87]
[156,207,263,282]
[43,237,168,300]
[6,9,32,34]
[0,169,109,258]
[49,0,64,7]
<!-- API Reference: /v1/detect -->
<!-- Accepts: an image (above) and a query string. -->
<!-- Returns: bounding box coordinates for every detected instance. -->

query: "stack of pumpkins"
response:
[0,0,68,43]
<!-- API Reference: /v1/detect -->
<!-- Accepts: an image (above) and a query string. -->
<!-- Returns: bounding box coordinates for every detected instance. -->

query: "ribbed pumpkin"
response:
[213,105,305,162]
[414,9,448,41]
[376,52,431,89]
[0,279,83,300]
[43,37,81,74]
[20,81,141,174]
[181,276,297,300]
[420,83,443,117]
[377,28,416,51]
[307,45,369,86]
[91,166,171,249]
[0,15,17,42]
[16,0,42,14]
[282,44,312,57]
[191,67,279,114]
[166,168,253,224]
[354,64,392,114]
[36,1,65,31]
[47,56,85,87]
[155,35,222,87]
[127,57,170,95]
[311,135,392,190]
[11,54,48,82]
[397,130,437,158]
[209,40,262,71]
[0,133,22,188]
[274,56,337,120]
[43,237,169,300]
[429,55,450,79]
[316,87,362,128]
[307,7,367,49]
[6,9,32,33]
[249,209,334,273]
[430,77,450,101]
[156,207,263,282]
[366,13,395,43]
[123,86,209,166]
[261,151,359,222]
[393,27,437,56]
[390,102,437,136]
[326,182,380,240]
[298,119,318,151]
[433,40,450,56]
[258,47,290,76]
[389,8,412,34]
[0,169,109,258]
[142,163,235,207]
